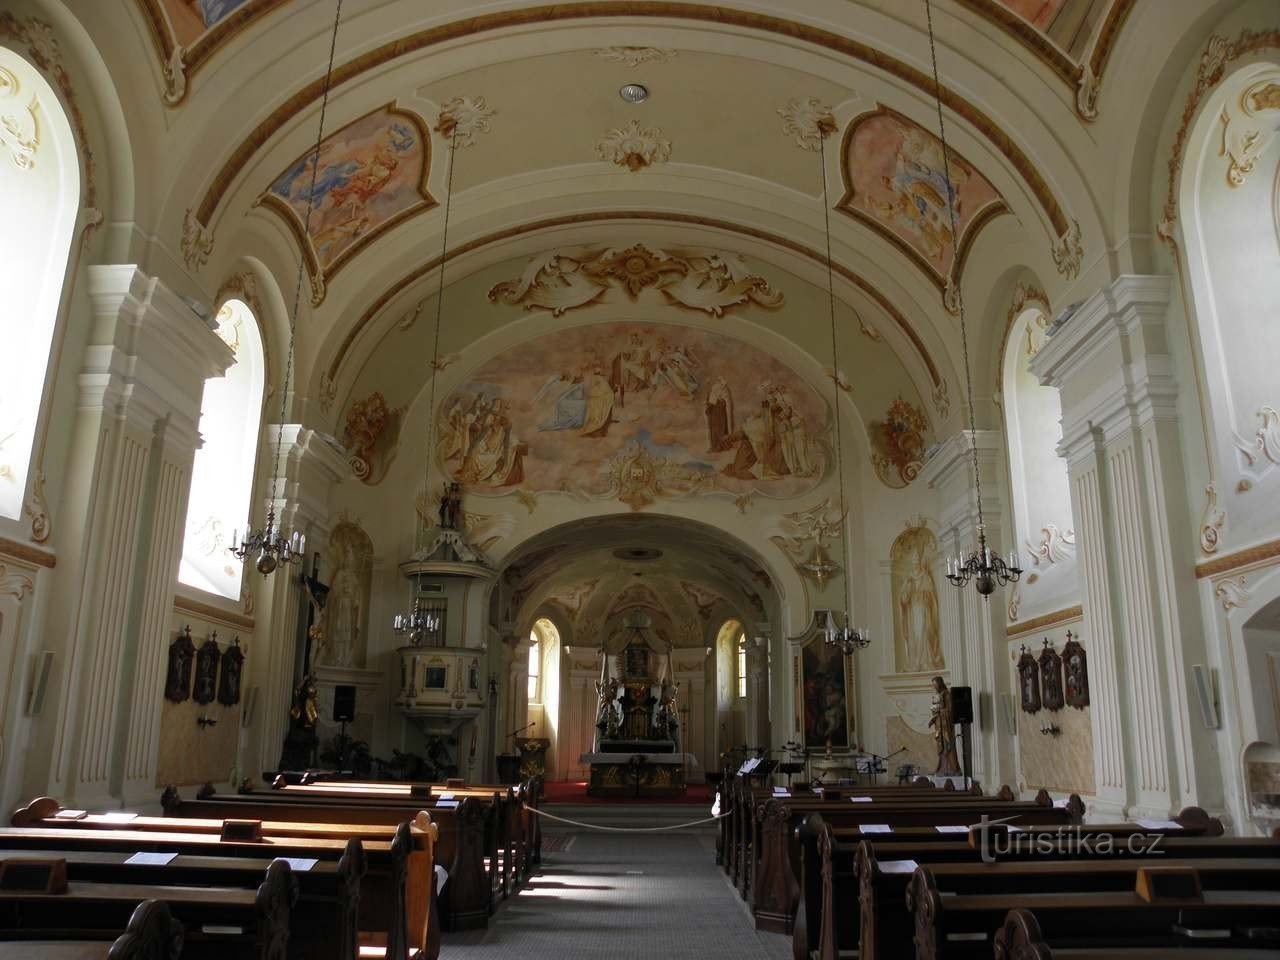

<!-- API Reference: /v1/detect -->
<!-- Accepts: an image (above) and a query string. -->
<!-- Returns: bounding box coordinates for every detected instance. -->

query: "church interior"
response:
[2,0,1280,956]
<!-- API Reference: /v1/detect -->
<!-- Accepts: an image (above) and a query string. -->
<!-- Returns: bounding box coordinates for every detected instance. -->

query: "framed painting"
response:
[165,626,196,703]
[795,612,856,750]
[193,635,220,705]
[1062,631,1090,709]
[1016,645,1041,713]
[1039,640,1065,712]
[217,637,245,706]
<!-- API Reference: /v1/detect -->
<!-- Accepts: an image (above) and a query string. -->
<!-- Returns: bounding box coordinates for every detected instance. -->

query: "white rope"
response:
[525,804,731,833]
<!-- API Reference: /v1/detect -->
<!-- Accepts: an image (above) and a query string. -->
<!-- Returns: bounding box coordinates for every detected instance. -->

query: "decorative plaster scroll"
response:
[777,96,836,151]
[1219,77,1280,187]
[1025,523,1076,566]
[434,95,496,147]
[1234,404,1280,482]
[1214,575,1250,612]
[857,310,883,342]
[317,372,336,415]
[488,243,783,318]
[0,562,34,601]
[869,397,927,489]
[594,119,670,171]
[181,209,213,270]
[24,470,49,543]
[931,380,951,421]
[1050,220,1084,279]
[162,44,187,106]
[592,46,675,67]
[1160,28,1280,248]
[826,367,852,393]
[770,498,845,589]
[1007,585,1020,623]
[0,66,38,168]
[341,391,404,485]
[1200,483,1226,555]
[1075,62,1100,122]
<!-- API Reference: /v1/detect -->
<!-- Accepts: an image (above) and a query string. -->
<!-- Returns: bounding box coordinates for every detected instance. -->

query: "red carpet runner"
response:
[541,780,714,805]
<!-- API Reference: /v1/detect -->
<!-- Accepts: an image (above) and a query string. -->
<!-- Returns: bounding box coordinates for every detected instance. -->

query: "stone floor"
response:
[440,821,790,960]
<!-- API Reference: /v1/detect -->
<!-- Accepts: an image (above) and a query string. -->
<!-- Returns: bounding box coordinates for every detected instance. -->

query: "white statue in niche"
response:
[321,520,374,669]
[891,522,944,673]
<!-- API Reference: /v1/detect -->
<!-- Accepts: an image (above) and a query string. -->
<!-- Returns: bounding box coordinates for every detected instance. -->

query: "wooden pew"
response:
[2,810,419,960]
[993,907,1280,959]
[799,805,1226,960]
[159,788,485,933]
[0,898,181,960]
[906,862,1280,960]
[752,789,1077,933]
[0,858,295,960]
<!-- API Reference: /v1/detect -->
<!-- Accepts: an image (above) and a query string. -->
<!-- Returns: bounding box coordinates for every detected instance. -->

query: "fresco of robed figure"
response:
[436,322,829,500]
[163,0,252,47]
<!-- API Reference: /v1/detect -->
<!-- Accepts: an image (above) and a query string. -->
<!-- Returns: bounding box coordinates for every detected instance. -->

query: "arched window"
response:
[737,632,748,699]
[0,49,79,522]
[178,299,265,599]
[1001,306,1079,615]
[527,629,541,701]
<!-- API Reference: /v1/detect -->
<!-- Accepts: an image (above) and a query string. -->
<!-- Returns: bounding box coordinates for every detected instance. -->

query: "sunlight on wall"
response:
[0,49,79,522]
[178,299,264,599]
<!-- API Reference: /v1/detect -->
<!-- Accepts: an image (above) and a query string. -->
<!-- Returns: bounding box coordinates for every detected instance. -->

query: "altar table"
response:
[579,752,697,798]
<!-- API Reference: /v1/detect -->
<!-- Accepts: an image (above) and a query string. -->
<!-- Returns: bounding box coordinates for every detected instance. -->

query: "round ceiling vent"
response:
[612,546,663,562]
[619,82,649,104]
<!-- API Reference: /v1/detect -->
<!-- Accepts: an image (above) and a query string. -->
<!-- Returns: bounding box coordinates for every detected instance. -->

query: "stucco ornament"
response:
[1214,575,1250,612]
[595,119,671,171]
[770,498,846,589]
[0,66,38,168]
[1025,524,1076,566]
[488,243,783,318]
[1234,404,1280,483]
[434,95,496,147]
[24,469,50,543]
[1075,62,1100,121]
[1219,76,1280,187]
[1199,483,1226,555]
[181,209,213,270]
[592,47,675,67]
[931,379,951,421]
[162,44,187,106]
[1050,220,1084,279]
[0,563,34,601]
[777,96,836,151]
[869,397,927,489]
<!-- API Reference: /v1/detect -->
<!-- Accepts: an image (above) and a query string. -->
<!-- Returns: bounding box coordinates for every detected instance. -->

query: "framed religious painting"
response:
[165,626,196,703]
[1039,640,1065,712]
[193,634,221,705]
[217,637,245,707]
[793,611,856,751]
[1062,631,1090,709]
[1016,645,1041,713]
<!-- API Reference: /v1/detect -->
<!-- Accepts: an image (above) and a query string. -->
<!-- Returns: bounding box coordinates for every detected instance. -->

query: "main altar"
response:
[580,611,696,798]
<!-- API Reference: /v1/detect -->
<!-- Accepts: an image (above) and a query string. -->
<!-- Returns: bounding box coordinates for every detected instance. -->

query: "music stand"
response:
[778,761,804,788]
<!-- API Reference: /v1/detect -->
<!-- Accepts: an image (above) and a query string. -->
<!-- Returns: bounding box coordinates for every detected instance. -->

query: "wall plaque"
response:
[1062,631,1090,709]
[1039,639,1065,712]
[1016,645,1041,714]
[165,626,196,703]
[193,633,221,705]
[218,636,245,706]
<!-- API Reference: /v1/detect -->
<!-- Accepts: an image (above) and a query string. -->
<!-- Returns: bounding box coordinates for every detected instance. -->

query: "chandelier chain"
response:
[923,0,985,534]
[273,0,345,510]
[421,128,460,519]
[819,136,853,609]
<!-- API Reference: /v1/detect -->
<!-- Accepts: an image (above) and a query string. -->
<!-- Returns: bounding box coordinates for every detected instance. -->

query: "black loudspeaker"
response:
[950,686,974,726]
[333,685,356,723]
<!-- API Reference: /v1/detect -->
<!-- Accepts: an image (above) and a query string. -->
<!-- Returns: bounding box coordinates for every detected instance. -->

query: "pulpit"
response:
[515,736,551,778]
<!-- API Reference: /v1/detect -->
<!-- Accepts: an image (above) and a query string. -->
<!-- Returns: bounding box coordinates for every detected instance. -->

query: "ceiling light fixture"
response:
[816,119,869,656]
[920,0,1023,598]
[232,0,346,576]
[619,82,649,104]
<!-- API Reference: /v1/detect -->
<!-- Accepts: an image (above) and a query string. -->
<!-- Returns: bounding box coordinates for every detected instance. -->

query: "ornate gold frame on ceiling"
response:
[253,102,436,307]
[835,105,1009,307]
[186,2,1071,249]
[321,209,945,401]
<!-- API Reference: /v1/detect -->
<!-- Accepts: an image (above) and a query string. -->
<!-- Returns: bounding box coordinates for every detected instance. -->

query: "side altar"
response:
[579,611,696,798]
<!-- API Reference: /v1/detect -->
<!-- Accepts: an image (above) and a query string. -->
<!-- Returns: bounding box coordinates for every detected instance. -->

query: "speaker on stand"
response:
[333,685,356,771]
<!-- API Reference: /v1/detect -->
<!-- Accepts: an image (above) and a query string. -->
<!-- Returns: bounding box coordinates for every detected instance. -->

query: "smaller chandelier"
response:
[393,594,443,646]
[945,529,1022,596]
[823,611,870,654]
[232,509,305,576]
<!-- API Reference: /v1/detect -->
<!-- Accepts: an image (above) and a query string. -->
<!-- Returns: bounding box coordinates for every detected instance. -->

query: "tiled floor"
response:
[440,826,790,959]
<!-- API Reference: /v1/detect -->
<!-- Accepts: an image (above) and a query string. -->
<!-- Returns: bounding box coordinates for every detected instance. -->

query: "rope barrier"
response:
[524,803,731,833]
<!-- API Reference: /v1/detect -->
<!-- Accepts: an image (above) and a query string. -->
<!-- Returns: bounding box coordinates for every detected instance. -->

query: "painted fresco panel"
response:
[841,110,1002,280]
[266,106,430,275]
[891,523,945,674]
[994,0,1107,59]
[163,0,252,47]
[438,322,828,504]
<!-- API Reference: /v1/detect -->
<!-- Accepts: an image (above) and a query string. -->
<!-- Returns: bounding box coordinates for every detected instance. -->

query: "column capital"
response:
[264,425,348,532]
[918,430,1005,537]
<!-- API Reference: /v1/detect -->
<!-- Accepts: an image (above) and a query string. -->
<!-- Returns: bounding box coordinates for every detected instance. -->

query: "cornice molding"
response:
[174,592,256,630]
[0,535,56,568]
[1006,604,1083,638]
[1195,538,1280,581]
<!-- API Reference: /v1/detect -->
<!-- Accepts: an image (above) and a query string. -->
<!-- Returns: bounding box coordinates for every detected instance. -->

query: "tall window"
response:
[178,299,265,599]
[737,632,748,699]
[527,630,541,701]
[0,50,79,522]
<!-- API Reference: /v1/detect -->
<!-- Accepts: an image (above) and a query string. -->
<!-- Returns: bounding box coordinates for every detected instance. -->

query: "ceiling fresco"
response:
[259,104,434,306]
[838,107,1006,296]
[437,321,829,508]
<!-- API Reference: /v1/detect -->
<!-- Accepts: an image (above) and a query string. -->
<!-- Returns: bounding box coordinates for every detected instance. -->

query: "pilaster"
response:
[1032,274,1213,818]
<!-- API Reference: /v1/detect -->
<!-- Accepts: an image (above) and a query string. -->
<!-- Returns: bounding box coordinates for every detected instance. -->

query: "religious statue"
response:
[278,674,320,771]
[594,677,621,738]
[655,681,681,746]
[437,481,463,530]
[928,675,961,776]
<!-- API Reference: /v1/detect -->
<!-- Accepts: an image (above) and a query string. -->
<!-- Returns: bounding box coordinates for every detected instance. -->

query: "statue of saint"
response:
[594,677,620,736]
[928,675,961,776]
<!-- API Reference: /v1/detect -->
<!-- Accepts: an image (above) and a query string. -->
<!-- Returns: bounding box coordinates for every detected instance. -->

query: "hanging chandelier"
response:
[815,125,869,655]
[392,117,462,645]
[233,0,346,576]
[919,0,1023,598]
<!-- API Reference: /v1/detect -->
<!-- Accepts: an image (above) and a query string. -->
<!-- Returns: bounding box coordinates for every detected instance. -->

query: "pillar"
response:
[1031,275,1217,819]
[46,266,232,807]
